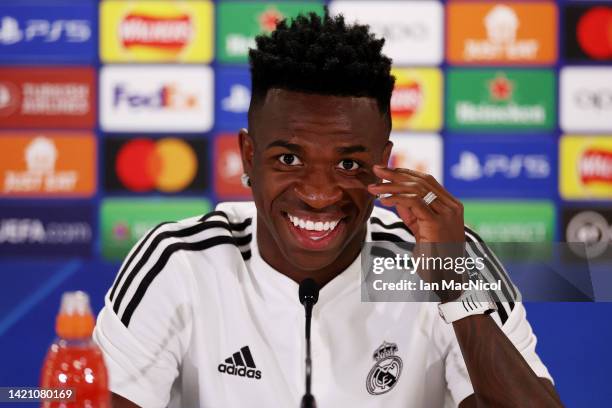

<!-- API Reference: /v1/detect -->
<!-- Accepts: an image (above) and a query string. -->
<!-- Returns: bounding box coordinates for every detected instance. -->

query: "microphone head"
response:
[299,278,319,306]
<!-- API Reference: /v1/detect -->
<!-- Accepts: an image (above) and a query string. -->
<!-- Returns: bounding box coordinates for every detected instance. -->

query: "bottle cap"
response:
[56,291,95,339]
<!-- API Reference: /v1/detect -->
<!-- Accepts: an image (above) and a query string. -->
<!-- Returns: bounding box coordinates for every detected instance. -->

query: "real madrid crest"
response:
[366,341,403,395]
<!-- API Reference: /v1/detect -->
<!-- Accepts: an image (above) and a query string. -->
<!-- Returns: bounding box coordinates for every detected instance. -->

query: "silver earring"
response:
[240,173,251,188]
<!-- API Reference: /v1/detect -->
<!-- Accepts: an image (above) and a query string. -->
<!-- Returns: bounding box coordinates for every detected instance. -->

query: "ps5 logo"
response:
[0,16,91,45]
[451,151,550,181]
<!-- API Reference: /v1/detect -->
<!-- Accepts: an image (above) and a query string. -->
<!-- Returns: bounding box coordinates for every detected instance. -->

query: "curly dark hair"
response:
[248,9,395,120]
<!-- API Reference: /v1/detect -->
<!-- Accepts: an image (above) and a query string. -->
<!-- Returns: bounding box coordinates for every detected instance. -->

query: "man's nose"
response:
[293,167,343,209]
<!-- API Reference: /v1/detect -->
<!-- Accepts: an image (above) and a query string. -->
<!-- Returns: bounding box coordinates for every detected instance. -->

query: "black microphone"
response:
[299,278,319,408]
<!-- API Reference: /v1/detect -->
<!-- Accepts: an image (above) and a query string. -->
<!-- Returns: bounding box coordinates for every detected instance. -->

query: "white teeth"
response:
[286,214,341,232]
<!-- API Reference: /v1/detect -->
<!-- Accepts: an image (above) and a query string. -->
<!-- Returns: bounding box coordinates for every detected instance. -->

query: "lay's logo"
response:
[390,68,442,131]
[119,12,193,50]
[579,149,612,185]
[101,0,213,63]
[560,136,612,199]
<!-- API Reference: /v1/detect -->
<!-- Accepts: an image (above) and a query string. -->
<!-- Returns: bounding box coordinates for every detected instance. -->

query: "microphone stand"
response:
[299,279,319,408]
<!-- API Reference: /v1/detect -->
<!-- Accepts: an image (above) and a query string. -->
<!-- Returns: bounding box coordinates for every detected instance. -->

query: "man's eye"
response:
[337,159,360,171]
[278,154,302,166]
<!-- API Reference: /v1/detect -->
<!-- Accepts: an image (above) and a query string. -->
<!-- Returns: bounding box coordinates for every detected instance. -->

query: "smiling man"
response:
[95,11,563,408]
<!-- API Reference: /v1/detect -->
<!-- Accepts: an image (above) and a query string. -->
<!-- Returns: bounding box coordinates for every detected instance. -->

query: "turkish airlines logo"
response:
[0,81,20,116]
[451,151,550,181]
[119,13,193,50]
[0,67,95,128]
[579,149,612,185]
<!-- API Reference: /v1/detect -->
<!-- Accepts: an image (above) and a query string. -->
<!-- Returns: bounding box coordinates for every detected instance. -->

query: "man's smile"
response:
[281,211,347,250]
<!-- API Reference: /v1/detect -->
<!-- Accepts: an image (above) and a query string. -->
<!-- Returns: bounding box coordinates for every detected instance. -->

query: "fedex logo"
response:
[445,135,556,198]
[0,16,90,45]
[112,84,198,110]
[100,66,213,132]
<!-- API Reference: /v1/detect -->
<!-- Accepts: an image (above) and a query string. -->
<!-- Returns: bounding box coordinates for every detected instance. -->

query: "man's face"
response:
[241,89,392,273]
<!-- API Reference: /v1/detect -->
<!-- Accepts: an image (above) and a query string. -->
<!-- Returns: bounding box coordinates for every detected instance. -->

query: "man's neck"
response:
[256,217,366,288]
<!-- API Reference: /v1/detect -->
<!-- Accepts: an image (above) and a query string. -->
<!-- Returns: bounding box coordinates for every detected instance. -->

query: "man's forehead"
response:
[262,88,380,111]
[253,88,388,137]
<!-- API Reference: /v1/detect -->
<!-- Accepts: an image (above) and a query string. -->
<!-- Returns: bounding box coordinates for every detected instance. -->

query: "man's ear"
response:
[238,128,254,176]
[382,140,393,167]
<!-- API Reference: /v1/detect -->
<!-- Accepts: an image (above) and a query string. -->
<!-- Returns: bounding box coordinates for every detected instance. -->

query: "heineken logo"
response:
[489,74,513,101]
[447,69,554,130]
[217,2,323,63]
[259,7,283,32]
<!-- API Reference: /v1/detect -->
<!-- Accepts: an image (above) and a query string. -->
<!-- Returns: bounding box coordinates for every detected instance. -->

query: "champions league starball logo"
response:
[366,341,403,395]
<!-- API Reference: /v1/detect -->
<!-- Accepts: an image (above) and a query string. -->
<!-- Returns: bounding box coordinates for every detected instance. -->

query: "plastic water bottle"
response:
[40,291,110,408]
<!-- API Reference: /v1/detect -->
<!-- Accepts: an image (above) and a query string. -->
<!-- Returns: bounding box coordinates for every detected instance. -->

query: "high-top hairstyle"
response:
[248,9,395,122]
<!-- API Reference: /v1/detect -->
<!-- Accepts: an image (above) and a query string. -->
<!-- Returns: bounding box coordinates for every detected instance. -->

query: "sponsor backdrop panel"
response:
[99,65,214,133]
[0,1,97,63]
[0,1,612,406]
[0,132,96,197]
[104,137,208,194]
[100,198,211,261]
[560,135,612,200]
[0,67,96,129]
[445,134,557,198]
[446,1,557,65]
[446,69,556,131]
[329,0,444,65]
[216,1,325,64]
[100,0,214,63]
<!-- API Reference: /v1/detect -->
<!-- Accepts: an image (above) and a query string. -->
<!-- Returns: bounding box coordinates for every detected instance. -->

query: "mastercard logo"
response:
[577,7,612,60]
[115,138,198,192]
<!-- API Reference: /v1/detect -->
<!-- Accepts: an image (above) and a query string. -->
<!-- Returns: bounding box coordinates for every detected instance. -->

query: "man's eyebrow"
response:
[336,145,369,154]
[265,140,303,152]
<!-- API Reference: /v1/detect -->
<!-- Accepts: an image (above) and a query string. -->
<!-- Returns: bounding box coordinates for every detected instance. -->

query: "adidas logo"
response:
[218,346,262,380]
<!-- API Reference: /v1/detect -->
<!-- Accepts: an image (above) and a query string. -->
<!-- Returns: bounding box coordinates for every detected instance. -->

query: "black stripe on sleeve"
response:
[465,226,517,299]
[113,220,233,314]
[120,235,238,327]
[464,228,517,308]
[371,231,409,243]
[241,249,252,261]
[109,222,173,302]
[370,217,415,237]
[200,211,253,232]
